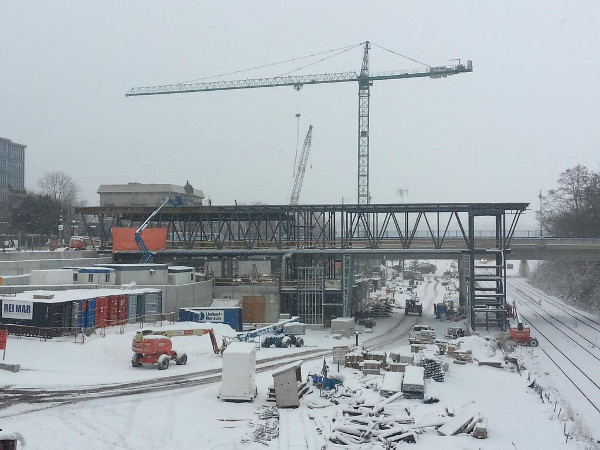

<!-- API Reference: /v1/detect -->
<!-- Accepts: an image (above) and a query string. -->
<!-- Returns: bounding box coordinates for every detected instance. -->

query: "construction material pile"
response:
[327,394,418,446]
[423,355,445,382]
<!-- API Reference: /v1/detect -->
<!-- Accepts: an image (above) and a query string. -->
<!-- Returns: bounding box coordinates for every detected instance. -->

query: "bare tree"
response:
[37,171,80,208]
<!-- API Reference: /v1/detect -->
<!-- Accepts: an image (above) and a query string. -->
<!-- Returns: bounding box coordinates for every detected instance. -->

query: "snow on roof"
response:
[168,266,194,273]
[97,183,204,198]
[94,263,167,271]
[403,366,425,386]
[78,267,115,274]
[271,360,302,377]
[0,287,161,303]
[225,342,256,355]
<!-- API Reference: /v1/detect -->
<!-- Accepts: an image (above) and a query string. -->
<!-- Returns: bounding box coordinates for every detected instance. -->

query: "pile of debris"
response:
[327,394,419,446]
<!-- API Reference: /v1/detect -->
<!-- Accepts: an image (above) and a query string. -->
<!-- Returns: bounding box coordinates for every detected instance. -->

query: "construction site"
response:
[2,20,600,449]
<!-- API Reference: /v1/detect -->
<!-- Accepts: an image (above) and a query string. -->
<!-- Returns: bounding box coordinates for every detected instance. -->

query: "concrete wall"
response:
[207,261,223,278]
[31,269,74,285]
[213,283,279,324]
[0,280,214,314]
[0,250,98,261]
[136,280,214,314]
[0,256,113,276]
[0,274,30,286]
[115,268,168,285]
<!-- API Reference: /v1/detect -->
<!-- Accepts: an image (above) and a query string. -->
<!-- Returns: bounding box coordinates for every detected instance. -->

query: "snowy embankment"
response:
[508,277,600,443]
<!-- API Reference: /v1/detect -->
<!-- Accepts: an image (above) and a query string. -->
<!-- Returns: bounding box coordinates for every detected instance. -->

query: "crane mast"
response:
[290,125,313,205]
[127,42,473,204]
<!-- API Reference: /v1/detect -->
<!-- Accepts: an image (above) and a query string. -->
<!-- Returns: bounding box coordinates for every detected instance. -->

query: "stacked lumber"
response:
[362,359,382,375]
[401,366,425,399]
[344,352,363,369]
[379,372,403,397]
[387,362,407,372]
[453,349,473,363]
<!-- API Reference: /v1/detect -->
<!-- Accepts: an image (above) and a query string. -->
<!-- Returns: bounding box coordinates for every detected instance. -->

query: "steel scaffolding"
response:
[297,267,325,325]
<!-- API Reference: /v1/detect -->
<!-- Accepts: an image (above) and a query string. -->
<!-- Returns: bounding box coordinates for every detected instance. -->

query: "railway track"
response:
[0,348,329,418]
[507,281,600,416]
[512,279,600,331]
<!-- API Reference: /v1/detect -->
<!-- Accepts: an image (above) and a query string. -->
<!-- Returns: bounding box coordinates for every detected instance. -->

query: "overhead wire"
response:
[176,42,364,84]
[275,42,364,77]
[370,42,432,68]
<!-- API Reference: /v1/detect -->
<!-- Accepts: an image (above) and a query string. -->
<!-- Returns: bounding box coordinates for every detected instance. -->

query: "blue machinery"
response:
[135,197,171,263]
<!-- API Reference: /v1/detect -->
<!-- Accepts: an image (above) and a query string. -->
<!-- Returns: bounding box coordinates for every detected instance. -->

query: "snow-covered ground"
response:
[1,263,599,449]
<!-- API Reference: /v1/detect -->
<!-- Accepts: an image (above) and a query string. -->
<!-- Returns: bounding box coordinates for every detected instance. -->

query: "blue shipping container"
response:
[70,300,86,331]
[178,307,243,332]
[86,298,96,328]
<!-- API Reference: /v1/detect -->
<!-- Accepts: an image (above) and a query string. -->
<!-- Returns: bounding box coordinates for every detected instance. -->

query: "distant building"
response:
[97,182,205,207]
[0,137,26,202]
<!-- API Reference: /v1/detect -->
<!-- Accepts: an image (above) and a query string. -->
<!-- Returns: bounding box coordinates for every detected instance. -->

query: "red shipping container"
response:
[107,295,120,325]
[95,296,109,328]
[117,295,128,324]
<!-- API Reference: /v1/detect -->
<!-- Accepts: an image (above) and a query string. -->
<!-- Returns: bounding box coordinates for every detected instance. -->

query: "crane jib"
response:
[125,64,472,97]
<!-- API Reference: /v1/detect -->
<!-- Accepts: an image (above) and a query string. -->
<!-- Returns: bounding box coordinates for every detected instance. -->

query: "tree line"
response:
[1,170,82,245]
[532,164,600,311]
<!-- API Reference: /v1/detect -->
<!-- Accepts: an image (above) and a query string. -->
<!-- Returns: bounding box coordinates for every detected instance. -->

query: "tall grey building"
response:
[0,137,26,202]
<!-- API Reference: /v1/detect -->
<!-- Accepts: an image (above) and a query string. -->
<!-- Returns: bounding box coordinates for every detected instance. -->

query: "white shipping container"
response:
[218,342,257,402]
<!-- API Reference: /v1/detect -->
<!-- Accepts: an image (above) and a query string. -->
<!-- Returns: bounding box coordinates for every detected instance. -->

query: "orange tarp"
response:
[112,227,168,253]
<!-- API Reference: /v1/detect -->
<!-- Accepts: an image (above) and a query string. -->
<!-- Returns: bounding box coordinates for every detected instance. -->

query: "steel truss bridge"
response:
[76,202,529,330]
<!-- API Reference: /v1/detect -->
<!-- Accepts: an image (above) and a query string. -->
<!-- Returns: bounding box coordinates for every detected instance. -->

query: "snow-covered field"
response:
[1,264,599,449]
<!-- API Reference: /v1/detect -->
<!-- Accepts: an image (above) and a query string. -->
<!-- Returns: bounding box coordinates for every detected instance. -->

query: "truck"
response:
[131,327,222,369]
[408,325,436,344]
[405,298,423,316]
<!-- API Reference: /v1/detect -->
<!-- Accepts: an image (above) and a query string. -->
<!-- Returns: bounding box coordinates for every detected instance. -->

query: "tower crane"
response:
[126,41,472,204]
[290,125,313,205]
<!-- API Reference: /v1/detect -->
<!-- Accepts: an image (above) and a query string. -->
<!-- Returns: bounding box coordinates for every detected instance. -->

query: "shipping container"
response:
[178,307,243,332]
[127,294,138,323]
[118,294,128,324]
[139,291,161,320]
[107,295,120,325]
[86,298,96,328]
[96,296,109,328]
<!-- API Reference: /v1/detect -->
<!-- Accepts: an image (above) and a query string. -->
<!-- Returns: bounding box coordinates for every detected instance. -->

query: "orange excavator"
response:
[131,328,222,370]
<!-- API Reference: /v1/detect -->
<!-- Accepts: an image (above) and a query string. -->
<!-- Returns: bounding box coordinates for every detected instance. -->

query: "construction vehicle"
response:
[135,197,173,263]
[444,327,467,339]
[68,236,86,250]
[408,325,436,344]
[262,334,304,348]
[131,328,221,369]
[508,322,539,347]
[234,317,300,343]
[405,298,423,316]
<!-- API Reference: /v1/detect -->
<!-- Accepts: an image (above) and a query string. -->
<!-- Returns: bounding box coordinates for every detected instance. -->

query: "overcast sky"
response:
[1,1,598,228]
